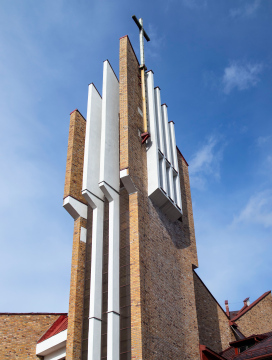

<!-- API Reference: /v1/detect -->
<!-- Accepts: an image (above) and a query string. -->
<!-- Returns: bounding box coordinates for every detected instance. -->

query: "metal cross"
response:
[132,15,150,67]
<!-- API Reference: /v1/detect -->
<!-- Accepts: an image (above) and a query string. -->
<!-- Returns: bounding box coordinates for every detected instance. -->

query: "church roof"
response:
[220,331,272,360]
[37,314,68,343]
[230,291,271,321]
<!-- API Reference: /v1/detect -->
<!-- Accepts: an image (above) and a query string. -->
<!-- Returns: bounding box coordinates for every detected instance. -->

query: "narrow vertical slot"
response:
[159,155,168,195]
[172,170,177,204]
[166,162,171,199]
[174,173,182,210]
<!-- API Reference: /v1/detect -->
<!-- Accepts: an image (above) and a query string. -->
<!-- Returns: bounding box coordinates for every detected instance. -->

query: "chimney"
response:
[225,300,230,317]
[243,297,250,306]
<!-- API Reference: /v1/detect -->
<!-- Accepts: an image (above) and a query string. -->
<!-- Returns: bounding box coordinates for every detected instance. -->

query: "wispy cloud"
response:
[189,136,224,190]
[146,23,165,60]
[256,135,271,147]
[230,0,261,18]
[222,61,263,94]
[182,0,207,9]
[233,190,272,228]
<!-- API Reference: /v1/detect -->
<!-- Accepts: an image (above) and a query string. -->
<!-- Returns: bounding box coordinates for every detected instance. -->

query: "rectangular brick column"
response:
[66,217,87,360]
[129,192,143,360]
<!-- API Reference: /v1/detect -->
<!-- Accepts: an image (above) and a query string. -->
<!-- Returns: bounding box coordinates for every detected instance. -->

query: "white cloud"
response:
[189,136,224,190]
[256,135,271,147]
[222,62,263,94]
[230,0,261,18]
[233,190,272,228]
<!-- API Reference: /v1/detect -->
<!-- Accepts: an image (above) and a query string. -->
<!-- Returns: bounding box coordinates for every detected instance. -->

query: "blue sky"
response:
[0,0,271,313]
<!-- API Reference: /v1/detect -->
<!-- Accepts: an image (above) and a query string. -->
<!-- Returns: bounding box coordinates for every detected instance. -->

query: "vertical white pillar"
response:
[146,71,160,195]
[99,60,120,360]
[88,201,104,360]
[82,83,105,360]
[161,104,173,165]
[169,121,178,171]
[154,88,165,155]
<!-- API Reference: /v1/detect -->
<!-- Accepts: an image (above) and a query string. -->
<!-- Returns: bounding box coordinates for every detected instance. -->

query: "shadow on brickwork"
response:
[193,271,223,353]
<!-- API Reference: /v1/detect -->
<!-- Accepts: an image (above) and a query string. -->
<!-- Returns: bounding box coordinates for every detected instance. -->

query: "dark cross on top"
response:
[132,15,150,67]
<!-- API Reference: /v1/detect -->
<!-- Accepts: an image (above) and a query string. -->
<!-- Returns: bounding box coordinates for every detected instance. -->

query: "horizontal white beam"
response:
[63,196,88,220]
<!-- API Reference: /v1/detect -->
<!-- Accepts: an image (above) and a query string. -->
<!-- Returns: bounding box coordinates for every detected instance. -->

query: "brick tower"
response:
[63,33,200,360]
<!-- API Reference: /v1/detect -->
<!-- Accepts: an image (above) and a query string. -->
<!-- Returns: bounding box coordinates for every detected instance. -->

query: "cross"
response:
[132,15,150,67]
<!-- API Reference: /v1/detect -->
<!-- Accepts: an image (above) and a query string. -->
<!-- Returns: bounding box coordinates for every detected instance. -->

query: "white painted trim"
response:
[63,196,87,220]
[36,330,67,356]
[44,347,66,360]
[80,227,87,243]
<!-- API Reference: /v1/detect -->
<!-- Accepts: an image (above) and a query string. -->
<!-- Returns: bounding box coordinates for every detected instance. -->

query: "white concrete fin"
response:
[161,105,173,165]
[107,312,120,360]
[99,60,120,193]
[169,121,179,171]
[120,168,137,194]
[88,199,104,360]
[89,201,104,319]
[82,83,104,203]
[145,72,182,221]
[154,87,165,155]
[146,71,160,196]
[63,196,88,220]
[88,318,102,360]
[80,227,87,243]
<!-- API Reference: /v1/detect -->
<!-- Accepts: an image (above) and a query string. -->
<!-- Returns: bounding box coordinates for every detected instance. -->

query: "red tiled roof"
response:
[233,331,272,360]
[220,331,272,360]
[200,345,227,359]
[231,292,271,322]
[37,315,68,343]
[220,346,236,360]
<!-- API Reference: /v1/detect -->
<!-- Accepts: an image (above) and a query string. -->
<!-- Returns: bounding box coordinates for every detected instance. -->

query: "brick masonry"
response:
[64,109,87,205]
[66,217,87,360]
[236,293,272,337]
[0,313,63,359]
[193,272,235,353]
[119,35,201,359]
[64,108,88,359]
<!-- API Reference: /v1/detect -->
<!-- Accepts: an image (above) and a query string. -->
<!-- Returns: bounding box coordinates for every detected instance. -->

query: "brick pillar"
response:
[66,217,87,360]
[64,108,89,359]
[129,192,144,360]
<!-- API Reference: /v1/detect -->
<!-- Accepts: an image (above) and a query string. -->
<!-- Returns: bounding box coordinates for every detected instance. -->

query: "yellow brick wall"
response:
[66,217,87,360]
[119,35,200,359]
[0,314,63,359]
[64,109,87,205]
[193,272,235,353]
[236,293,272,337]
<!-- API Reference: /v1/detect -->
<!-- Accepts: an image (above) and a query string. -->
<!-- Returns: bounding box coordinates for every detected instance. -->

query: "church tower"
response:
[63,19,200,360]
